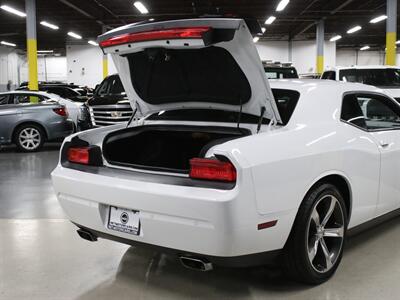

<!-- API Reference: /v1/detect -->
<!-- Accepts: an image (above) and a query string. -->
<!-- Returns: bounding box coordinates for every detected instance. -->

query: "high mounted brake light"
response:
[99,27,211,48]
[189,158,236,182]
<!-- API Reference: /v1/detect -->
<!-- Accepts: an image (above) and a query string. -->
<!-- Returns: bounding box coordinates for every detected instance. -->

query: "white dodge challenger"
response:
[52,18,400,284]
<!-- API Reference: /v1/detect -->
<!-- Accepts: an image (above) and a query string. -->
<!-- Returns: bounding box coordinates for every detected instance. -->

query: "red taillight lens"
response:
[53,107,68,117]
[100,27,211,48]
[189,158,236,182]
[67,147,90,165]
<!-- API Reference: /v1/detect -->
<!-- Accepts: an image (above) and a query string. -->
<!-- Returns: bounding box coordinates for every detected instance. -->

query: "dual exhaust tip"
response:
[76,229,213,272]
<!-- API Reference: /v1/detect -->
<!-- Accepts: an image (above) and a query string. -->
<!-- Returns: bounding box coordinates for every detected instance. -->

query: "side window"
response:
[96,79,110,96]
[14,94,43,104]
[0,95,10,105]
[341,93,400,130]
[321,71,336,80]
[109,77,125,95]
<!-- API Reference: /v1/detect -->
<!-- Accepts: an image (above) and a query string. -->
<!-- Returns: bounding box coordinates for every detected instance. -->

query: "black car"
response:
[88,74,135,127]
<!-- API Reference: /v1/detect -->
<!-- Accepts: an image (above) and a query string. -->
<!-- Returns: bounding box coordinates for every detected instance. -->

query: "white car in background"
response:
[52,18,400,284]
[0,91,82,129]
[321,65,400,101]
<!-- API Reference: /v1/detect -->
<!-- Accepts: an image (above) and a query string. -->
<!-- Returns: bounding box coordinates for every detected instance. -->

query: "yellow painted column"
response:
[26,0,39,103]
[385,0,397,66]
[103,55,108,79]
[316,20,325,75]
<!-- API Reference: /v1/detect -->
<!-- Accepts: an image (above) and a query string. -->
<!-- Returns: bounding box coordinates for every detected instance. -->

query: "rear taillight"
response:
[53,107,68,117]
[189,158,236,182]
[67,147,90,165]
[100,27,211,48]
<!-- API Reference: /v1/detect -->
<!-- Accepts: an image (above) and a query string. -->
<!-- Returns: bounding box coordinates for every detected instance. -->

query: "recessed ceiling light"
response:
[88,40,98,46]
[253,37,260,43]
[265,16,276,25]
[261,27,266,33]
[360,46,370,51]
[67,32,82,39]
[347,26,362,34]
[370,15,387,23]
[276,0,289,12]
[330,35,342,42]
[1,41,16,47]
[0,5,26,17]
[40,21,59,30]
[134,1,149,14]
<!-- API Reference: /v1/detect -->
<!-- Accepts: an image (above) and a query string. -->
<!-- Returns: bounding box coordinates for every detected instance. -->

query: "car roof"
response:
[0,90,50,96]
[325,65,400,71]
[269,79,383,94]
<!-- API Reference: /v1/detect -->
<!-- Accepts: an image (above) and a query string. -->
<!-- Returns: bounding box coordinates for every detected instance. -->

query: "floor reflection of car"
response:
[0,93,74,152]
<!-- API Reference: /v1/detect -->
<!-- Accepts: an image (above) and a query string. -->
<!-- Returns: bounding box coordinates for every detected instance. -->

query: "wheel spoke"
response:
[308,237,320,262]
[311,209,320,227]
[324,226,344,238]
[320,238,333,270]
[321,197,336,227]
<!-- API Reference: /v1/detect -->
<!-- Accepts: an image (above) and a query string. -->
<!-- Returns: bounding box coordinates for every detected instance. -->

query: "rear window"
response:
[147,88,300,125]
[339,68,400,87]
[127,46,251,106]
[265,67,298,79]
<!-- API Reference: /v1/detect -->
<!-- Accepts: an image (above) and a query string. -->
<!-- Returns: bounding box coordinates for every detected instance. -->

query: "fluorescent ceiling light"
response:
[148,18,154,21]
[0,5,26,17]
[396,40,400,44]
[360,46,370,51]
[261,27,266,33]
[1,41,16,47]
[67,32,82,39]
[40,21,59,30]
[330,35,342,42]
[265,16,276,25]
[347,26,362,34]
[134,1,148,14]
[88,40,98,46]
[37,50,54,53]
[253,37,260,43]
[370,15,387,23]
[276,0,289,12]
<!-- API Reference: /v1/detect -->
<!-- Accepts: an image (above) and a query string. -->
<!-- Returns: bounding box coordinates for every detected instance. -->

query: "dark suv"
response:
[88,74,134,127]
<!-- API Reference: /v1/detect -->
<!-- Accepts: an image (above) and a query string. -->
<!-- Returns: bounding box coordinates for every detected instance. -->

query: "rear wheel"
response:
[15,124,45,152]
[283,183,347,284]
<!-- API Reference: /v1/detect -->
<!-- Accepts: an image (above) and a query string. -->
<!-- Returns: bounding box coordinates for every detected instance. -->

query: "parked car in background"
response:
[52,17,400,284]
[263,61,299,79]
[0,91,87,130]
[321,66,400,101]
[0,93,73,151]
[87,74,135,127]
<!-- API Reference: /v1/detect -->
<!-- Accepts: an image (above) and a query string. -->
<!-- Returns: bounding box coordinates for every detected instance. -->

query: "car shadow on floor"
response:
[76,216,400,300]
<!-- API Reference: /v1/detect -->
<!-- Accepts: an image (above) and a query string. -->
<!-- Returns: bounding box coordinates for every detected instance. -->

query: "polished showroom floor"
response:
[1,145,400,299]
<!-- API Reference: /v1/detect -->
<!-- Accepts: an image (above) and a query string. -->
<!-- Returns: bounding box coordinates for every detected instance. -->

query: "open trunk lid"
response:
[98,18,282,123]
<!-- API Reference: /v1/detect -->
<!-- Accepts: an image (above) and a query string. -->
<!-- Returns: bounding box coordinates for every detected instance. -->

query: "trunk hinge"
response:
[256,106,266,133]
[126,108,138,128]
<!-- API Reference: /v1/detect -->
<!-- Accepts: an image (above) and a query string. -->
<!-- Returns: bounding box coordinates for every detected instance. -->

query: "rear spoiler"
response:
[97,18,244,52]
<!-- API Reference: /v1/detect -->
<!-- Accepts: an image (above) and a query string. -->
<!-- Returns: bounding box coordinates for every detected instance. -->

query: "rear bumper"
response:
[51,165,296,260]
[47,120,74,140]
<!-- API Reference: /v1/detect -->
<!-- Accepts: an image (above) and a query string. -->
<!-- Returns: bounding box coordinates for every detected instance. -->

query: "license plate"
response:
[107,206,140,235]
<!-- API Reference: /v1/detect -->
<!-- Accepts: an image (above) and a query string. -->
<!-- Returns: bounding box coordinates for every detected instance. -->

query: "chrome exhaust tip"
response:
[179,256,213,271]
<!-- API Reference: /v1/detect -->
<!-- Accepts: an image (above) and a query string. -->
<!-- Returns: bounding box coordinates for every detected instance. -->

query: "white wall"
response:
[0,46,19,91]
[336,49,400,66]
[255,40,336,74]
[19,56,68,83]
[66,44,116,88]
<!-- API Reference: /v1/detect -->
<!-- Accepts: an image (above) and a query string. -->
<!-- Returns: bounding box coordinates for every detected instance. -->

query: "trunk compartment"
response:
[103,125,250,173]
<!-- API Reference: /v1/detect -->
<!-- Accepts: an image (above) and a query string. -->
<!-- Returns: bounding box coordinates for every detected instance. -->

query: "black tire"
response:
[14,124,45,152]
[283,183,348,284]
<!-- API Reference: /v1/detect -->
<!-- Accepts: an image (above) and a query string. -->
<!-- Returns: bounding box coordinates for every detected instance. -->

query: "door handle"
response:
[380,141,390,148]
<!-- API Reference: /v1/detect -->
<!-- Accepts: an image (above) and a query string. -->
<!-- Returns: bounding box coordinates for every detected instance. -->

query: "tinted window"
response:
[272,89,300,124]
[96,79,110,96]
[265,67,298,79]
[339,69,400,87]
[109,76,125,95]
[341,93,400,130]
[0,95,10,105]
[45,87,78,98]
[321,71,336,80]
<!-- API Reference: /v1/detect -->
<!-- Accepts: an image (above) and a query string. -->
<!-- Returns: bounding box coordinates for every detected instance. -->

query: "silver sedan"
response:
[0,92,74,152]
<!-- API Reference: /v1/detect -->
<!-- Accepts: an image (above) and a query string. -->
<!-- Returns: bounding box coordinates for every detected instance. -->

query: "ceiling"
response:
[0,0,397,52]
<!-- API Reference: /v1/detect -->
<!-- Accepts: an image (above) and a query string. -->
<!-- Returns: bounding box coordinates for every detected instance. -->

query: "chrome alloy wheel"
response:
[18,128,41,151]
[306,195,345,273]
